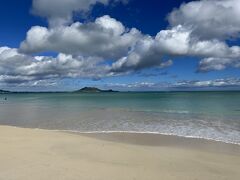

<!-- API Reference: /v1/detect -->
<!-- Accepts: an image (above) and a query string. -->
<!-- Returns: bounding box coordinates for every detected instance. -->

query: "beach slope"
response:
[0,126,239,180]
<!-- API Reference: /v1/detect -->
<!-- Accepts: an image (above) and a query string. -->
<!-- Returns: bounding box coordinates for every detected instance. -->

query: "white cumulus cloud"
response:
[168,0,240,40]
[0,46,111,85]
[32,0,128,26]
[20,15,142,60]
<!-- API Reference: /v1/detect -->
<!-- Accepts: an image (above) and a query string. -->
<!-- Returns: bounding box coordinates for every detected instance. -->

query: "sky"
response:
[0,0,240,91]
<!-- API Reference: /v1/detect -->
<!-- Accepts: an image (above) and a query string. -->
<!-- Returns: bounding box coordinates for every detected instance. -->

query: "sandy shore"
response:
[0,126,239,180]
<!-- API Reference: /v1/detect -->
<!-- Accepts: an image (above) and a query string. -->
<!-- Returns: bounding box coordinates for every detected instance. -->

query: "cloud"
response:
[20,15,142,60]
[0,46,111,85]
[168,0,240,40]
[21,20,240,74]
[110,35,173,72]
[19,0,240,74]
[105,78,240,90]
[20,17,240,74]
[172,78,240,89]
[103,81,161,91]
[165,0,240,71]
[1,45,240,90]
[2,0,240,88]
[157,25,239,58]
[32,0,128,26]
[198,57,240,72]
[111,25,240,72]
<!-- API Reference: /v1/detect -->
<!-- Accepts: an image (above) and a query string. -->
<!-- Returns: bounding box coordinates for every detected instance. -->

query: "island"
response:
[0,89,10,94]
[74,87,118,93]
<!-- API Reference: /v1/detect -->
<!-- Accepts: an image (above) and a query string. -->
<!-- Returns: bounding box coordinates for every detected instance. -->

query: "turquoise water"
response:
[0,91,240,144]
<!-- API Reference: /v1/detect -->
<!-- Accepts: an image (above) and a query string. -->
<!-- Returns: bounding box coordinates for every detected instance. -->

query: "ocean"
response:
[0,91,239,144]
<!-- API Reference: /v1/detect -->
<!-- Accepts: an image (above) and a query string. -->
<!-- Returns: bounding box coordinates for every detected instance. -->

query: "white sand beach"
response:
[0,125,240,180]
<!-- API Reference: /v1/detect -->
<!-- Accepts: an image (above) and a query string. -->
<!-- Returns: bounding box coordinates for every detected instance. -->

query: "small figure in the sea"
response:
[4,97,7,101]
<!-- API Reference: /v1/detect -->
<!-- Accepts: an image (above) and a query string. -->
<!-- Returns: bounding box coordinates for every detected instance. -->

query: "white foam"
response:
[32,128,240,146]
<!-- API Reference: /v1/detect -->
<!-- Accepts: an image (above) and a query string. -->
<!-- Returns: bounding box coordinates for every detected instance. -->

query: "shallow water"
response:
[0,91,240,144]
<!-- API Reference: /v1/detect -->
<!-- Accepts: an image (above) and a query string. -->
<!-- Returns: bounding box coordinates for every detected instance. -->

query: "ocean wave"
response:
[162,110,190,114]
[128,109,190,114]
[34,128,240,145]
[30,127,240,146]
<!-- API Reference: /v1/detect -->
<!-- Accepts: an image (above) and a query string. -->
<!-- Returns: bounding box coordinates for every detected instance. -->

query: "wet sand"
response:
[0,125,240,180]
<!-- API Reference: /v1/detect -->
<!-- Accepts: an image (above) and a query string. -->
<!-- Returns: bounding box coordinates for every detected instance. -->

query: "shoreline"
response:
[1,125,240,180]
[1,124,239,146]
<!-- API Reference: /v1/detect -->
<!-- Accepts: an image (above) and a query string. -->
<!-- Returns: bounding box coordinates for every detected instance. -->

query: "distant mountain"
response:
[0,89,10,94]
[75,87,118,93]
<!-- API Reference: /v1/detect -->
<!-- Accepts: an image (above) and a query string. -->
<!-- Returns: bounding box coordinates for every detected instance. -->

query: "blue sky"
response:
[0,0,240,91]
